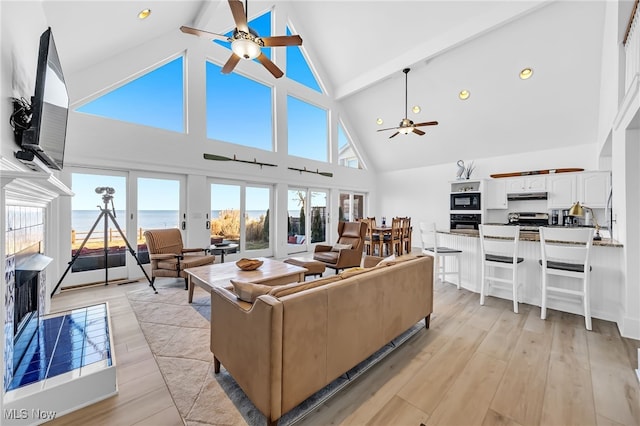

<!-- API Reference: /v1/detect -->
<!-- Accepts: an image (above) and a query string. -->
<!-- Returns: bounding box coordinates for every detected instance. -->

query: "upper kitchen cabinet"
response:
[579,171,611,208]
[547,174,577,209]
[505,176,547,193]
[485,179,508,209]
[546,171,611,209]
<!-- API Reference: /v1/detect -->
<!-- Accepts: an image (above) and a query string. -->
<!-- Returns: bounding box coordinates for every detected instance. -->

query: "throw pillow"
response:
[331,243,352,252]
[288,235,297,244]
[231,279,275,303]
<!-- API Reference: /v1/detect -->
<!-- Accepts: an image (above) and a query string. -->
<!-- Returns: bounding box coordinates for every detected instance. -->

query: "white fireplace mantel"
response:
[0,156,73,204]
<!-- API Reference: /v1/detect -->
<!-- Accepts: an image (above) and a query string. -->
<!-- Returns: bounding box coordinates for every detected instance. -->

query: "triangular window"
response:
[338,122,361,169]
[76,56,184,133]
[215,10,272,61]
[286,26,322,92]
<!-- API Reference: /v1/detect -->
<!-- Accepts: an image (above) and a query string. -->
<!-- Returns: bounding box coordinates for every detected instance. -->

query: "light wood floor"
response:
[46,276,640,426]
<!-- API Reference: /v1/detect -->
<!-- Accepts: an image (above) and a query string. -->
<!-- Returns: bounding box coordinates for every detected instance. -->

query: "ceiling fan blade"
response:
[412,128,425,135]
[414,121,439,127]
[221,53,241,74]
[180,25,228,41]
[261,35,303,47]
[228,0,249,32]
[256,52,284,78]
[389,132,400,139]
[376,126,401,132]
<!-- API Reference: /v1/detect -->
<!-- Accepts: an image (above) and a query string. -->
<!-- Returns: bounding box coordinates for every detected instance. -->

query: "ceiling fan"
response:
[180,0,302,78]
[377,68,438,139]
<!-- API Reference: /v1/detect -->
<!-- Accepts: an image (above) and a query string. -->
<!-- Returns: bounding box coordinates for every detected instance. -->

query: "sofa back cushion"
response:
[269,275,341,298]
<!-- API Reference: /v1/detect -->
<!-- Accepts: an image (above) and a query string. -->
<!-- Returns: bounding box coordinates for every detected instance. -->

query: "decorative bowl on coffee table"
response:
[236,258,263,271]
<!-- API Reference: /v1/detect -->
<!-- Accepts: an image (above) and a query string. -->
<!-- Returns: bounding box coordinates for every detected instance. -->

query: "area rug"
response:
[126,282,424,426]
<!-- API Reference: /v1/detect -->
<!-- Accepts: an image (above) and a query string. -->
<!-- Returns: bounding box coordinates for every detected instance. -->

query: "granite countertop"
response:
[439,228,623,247]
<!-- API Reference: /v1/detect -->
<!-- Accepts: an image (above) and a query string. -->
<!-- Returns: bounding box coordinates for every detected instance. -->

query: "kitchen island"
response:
[436,228,624,328]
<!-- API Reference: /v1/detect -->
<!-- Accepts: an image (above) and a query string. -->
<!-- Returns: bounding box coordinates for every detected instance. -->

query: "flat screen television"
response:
[20,27,69,170]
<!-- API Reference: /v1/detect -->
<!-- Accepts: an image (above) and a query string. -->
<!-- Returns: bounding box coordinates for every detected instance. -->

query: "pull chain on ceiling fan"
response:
[180,0,302,78]
[377,68,438,139]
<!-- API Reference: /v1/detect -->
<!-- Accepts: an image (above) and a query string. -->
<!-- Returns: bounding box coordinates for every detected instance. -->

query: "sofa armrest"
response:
[314,244,332,253]
[211,286,283,422]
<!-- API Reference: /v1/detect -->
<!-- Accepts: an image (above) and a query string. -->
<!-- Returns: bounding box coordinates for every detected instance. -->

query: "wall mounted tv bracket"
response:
[10,97,33,140]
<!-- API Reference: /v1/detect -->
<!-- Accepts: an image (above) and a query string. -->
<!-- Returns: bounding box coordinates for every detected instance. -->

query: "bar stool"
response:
[419,222,462,289]
[479,224,523,313]
[539,227,594,330]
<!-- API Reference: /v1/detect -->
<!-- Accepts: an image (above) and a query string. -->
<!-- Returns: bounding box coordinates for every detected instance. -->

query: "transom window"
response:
[287,95,327,161]
[206,62,273,150]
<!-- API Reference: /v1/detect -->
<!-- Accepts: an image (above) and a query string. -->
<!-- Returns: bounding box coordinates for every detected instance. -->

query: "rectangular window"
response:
[287,95,327,161]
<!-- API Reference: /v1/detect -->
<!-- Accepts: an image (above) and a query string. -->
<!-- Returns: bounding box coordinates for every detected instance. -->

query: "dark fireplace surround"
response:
[13,243,51,367]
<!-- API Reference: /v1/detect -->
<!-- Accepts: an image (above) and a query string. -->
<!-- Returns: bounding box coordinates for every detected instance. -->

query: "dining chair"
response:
[383,217,403,257]
[400,217,412,254]
[479,224,524,313]
[419,222,462,289]
[539,227,594,330]
[362,217,381,256]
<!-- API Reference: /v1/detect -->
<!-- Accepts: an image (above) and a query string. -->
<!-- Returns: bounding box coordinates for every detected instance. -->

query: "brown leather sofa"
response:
[210,255,434,425]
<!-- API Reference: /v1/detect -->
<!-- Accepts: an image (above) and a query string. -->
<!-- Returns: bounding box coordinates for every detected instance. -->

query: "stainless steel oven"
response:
[450,213,481,230]
[450,192,481,211]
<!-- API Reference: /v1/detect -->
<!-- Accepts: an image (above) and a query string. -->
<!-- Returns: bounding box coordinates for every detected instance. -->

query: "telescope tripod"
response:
[51,196,157,297]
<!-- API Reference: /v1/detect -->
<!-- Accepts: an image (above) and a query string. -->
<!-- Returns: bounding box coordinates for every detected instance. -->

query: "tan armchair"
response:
[313,221,368,273]
[143,228,215,289]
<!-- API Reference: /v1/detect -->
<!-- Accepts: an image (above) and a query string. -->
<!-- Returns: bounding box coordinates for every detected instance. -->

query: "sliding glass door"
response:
[287,188,328,254]
[65,169,186,288]
[67,171,128,286]
[209,180,273,260]
[339,191,366,222]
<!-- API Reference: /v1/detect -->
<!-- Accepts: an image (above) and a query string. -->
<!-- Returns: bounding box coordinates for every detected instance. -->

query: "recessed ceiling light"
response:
[138,9,151,20]
[520,68,533,79]
[376,118,383,125]
[412,105,421,114]
[459,90,470,100]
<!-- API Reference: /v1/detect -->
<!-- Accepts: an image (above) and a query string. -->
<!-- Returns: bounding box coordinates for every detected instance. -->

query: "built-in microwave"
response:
[450,192,481,211]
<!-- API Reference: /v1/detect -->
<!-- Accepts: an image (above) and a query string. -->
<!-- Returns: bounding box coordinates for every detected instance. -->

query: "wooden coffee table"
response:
[184,257,308,303]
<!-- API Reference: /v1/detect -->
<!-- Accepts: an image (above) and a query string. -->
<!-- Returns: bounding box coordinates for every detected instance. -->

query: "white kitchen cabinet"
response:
[579,171,611,208]
[547,174,577,209]
[505,176,546,193]
[485,179,507,209]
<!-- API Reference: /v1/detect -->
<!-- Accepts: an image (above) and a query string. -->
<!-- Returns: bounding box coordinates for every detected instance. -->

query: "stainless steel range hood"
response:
[507,192,548,201]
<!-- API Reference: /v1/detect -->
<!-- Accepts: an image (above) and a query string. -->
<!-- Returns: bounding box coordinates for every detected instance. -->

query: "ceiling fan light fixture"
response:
[399,127,413,135]
[459,90,470,100]
[137,9,151,20]
[232,39,261,59]
[520,68,533,79]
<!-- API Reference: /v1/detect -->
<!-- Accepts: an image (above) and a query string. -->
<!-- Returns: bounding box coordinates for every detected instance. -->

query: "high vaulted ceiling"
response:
[43,1,614,173]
